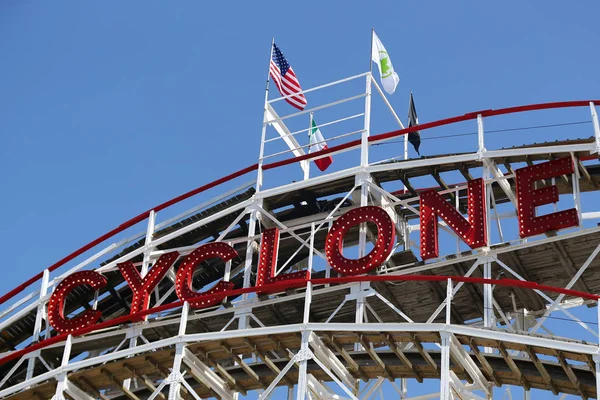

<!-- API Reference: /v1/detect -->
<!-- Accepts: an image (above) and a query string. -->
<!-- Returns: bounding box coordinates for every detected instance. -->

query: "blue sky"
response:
[1,1,600,398]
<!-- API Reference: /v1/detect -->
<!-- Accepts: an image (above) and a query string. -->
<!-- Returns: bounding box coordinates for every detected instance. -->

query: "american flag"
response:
[269,43,307,110]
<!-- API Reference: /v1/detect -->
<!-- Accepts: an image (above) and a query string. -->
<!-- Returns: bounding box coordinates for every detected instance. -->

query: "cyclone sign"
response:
[47,157,579,334]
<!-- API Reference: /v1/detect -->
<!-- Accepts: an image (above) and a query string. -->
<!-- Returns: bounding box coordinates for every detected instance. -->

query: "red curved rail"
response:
[1,100,598,306]
[0,274,597,367]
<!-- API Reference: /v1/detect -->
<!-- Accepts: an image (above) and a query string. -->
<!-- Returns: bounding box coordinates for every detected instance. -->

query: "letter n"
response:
[420,178,487,260]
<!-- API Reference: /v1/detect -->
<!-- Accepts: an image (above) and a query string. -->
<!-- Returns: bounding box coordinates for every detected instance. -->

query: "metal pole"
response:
[369,28,374,73]
[361,74,372,167]
[439,332,451,400]
[27,268,50,380]
[305,113,312,180]
[483,259,493,353]
[257,39,275,193]
[571,152,583,225]
[52,334,73,400]
[595,299,600,396]
[296,330,310,400]
[477,114,485,157]
[240,204,260,329]
[355,173,370,349]
[590,102,600,154]
[446,278,453,325]
[168,302,189,400]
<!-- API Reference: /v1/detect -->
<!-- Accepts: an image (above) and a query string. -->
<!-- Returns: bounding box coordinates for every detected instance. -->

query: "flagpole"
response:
[257,38,275,193]
[405,92,410,161]
[369,28,374,73]
[264,38,275,105]
[305,113,313,180]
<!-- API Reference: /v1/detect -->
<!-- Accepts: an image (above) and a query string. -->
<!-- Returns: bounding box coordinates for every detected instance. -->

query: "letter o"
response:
[325,206,395,275]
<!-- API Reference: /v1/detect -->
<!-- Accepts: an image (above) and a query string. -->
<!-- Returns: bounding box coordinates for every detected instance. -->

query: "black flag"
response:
[408,92,421,155]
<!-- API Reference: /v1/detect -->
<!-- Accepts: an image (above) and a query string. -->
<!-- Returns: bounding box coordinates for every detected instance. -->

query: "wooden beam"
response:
[497,343,530,391]
[77,376,111,400]
[556,351,588,399]
[144,355,191,399]
[501,252,545,310]
[468,339,500,387]
[245,338,294,387]
[32,392,45,400]
[503,159,515,176]
[323,335,368,381]
[360,336,394,381]
[200,351,247,396]
[100,368,141,400]
[550,241,592,293]
[123,363,166,400]
[386,334,423,383]
[422,270,465,324]
[459,165,474,182]
[145,355,171,376]
[108,286,131,312]
[371,281,411,321]
[431,168,457,207]
[399,172,417,197]
[523,346,558,395]
[410,334,438,372]
[578,160,598,189]
[451,262,485,317]
[444,335,472,385]
[221,342,267,389]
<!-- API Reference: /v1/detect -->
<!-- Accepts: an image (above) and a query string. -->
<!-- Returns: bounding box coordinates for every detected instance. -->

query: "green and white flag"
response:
[371,31,399,95]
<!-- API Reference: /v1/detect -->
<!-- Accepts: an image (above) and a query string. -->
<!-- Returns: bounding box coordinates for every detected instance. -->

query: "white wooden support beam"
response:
[590,102,600,154]
[448,372,487,400]
[477,114,486,157]
[168,302,189,400]
[448,334,490,397]
[63,378,97,400]
[27,268,50,380]
[296,330,311,400]
[307,374,351,400]
[439,332,451,400]
[182,347,234,400]
[308,332,356,390]
[52,334,73,400]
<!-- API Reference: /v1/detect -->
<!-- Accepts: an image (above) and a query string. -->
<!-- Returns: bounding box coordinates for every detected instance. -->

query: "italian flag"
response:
[308,115,333,172]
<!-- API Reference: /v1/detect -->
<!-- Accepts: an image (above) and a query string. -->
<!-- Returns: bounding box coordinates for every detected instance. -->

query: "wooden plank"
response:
[556,351,588,399]
[360,336,394,382]
[410,334,438,372]
[221,342,267,389]
[323,335,368,381]
[524,346,558,395]
[386,334,423,383]
[100,368,141,400]
[123,363,166,400]
[550,241,592,293]
[497,343,530,391]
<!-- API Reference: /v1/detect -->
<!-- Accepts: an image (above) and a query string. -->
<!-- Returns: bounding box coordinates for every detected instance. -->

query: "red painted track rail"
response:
[1,100,598,306]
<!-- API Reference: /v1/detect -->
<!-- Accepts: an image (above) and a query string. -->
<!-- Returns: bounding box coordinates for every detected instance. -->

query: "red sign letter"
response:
[325,206,395,275]
[117,252,179,315]
[48,271,107,334]
[175,242,236,309]
[516,157,579,238]
[420,178,487,260]
[256,228,310,292]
